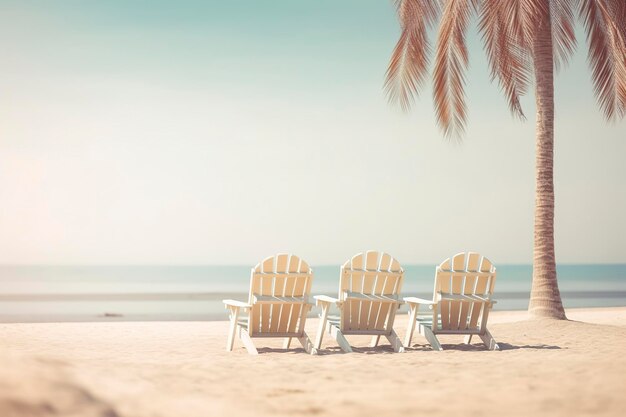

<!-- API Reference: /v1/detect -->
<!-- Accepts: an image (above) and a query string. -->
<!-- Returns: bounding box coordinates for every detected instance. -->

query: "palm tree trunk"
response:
[528,14,567,319]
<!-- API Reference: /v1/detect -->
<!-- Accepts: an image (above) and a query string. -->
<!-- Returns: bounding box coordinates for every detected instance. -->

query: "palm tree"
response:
[385,0,626,319]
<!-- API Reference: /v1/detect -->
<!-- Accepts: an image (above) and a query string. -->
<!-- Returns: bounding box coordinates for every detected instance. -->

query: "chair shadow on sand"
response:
[402,342,562,352]
[255,344,407,355]
[255,347,312,355]
[254,341,562,354]
[254,343,409,355]
[256,344,400,355]
[315,345,403,355]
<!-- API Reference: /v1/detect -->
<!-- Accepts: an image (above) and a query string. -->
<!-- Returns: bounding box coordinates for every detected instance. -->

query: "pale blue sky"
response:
[0,0,624,265]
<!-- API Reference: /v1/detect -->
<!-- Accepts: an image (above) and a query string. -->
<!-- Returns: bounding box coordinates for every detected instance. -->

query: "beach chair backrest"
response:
[339,251,404,333]
[433,252,496,333]
[247,254,313,337]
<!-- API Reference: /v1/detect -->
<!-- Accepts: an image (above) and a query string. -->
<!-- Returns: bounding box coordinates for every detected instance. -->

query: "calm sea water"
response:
[0,264,624,322]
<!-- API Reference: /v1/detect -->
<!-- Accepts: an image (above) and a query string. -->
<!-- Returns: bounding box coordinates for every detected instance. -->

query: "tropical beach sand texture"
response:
[1,307,625,417]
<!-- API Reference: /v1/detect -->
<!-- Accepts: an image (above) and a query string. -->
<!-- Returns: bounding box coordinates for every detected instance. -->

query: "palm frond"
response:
[609,0,626,107]
[385,0,441,111]
[611,0,626,40]
[432,0,477,138]
[517,0,552,43]
[580,0,626,120]
[551,0,578,71]
[479,0,534,120]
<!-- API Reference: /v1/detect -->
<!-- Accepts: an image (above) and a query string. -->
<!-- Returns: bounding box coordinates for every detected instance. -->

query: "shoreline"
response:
[2,304,626,324]
[1,289,625,301]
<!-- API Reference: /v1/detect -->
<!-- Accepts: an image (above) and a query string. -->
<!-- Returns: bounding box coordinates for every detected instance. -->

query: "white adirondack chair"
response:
[314,251,405,353]
[223,254,317,355]
[404,252,499,351]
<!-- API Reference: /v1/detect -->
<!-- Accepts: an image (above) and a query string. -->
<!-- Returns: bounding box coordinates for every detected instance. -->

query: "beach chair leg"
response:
[238,326,258,355]
[298,332,318,355]
[329,325,353,353]
[315,304,330,350]
[464,334,473,345]
[404,304,418,347]
[283,338,292,349]
[226,306,240,351]
[419,323,443,351]
[370,335,381,347]
[385,330,405,353]
[479,329,499,351]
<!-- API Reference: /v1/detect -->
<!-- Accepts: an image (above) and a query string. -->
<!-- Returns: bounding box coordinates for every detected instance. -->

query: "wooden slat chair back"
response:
[248,254,313,337]
[433,252,496,333]
[314,251,405,353]
[223,254,316,355]
[404,252,499,351]
[338,251,404,334]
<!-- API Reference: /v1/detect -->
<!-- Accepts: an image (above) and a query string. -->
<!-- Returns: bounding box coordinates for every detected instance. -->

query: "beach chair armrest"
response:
[344,292,402,304]
[252,295,308,305]
[439,294,493,303]
[223,299,252,309]
[403,297,436,309]
[314,295,340,306]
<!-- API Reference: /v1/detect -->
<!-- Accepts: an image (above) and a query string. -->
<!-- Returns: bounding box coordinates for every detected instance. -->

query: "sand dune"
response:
[1,307,625,417]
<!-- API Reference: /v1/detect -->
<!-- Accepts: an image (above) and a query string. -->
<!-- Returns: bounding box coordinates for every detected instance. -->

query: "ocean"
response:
[0,264,624,322]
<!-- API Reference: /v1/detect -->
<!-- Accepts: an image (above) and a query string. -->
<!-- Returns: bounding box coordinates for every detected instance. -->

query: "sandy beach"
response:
[1,307,625,417]
[2,1,625,417]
